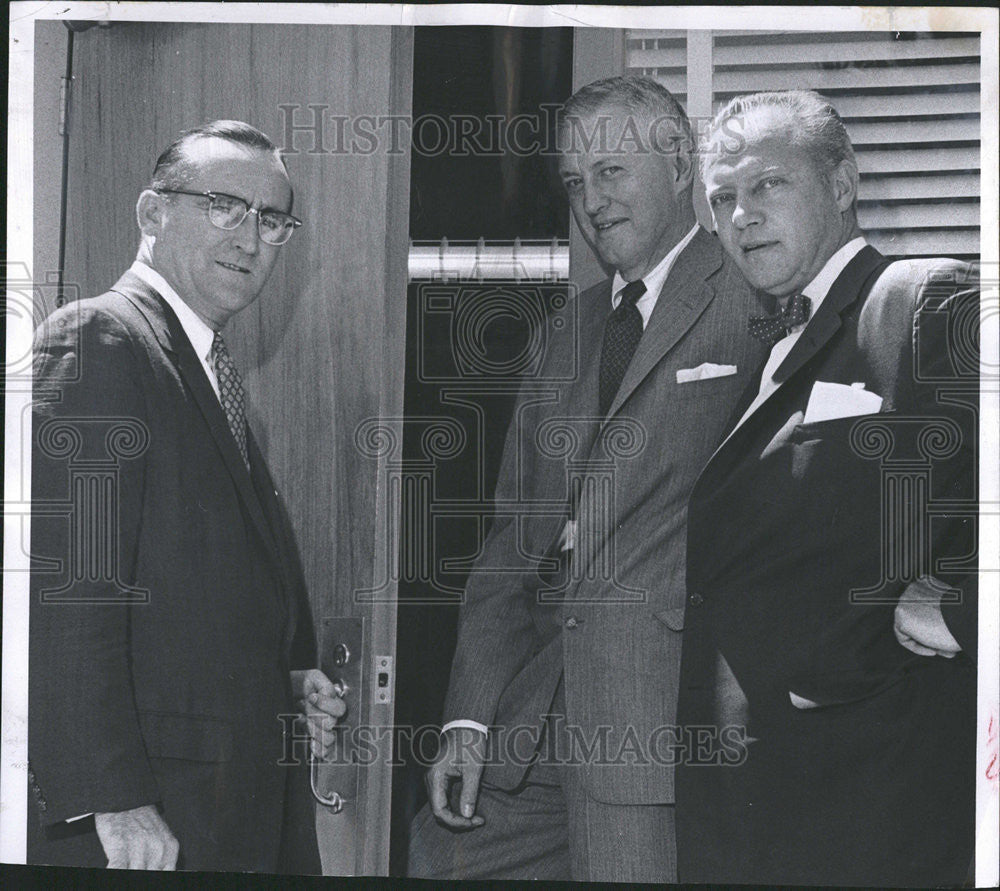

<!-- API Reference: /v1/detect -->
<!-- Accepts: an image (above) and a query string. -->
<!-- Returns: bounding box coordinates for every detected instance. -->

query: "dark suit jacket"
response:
[443,228,768,804]
[28,271,319,873]
[675,247,979,885]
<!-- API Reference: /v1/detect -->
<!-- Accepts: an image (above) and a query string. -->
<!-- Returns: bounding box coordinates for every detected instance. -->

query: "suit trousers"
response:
[407,708,677,881]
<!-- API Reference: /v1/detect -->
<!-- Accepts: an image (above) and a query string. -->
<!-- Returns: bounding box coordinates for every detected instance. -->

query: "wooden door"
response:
[35,20,412,875]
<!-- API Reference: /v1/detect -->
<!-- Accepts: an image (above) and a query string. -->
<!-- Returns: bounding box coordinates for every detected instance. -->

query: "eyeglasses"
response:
[156,188,303,245]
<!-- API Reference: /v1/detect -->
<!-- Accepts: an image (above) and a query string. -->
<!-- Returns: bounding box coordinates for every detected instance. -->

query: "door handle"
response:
[311,617,364,813]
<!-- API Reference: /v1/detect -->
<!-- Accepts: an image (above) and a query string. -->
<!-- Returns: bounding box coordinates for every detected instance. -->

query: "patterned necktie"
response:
[748,293,812,346]
[211,332,249,468]
[598,279,647,417]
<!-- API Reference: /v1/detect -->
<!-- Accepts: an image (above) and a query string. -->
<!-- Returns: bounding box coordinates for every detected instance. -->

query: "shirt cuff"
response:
[66,812,93,823]
[441,719,488,736]
[559,520,576,552]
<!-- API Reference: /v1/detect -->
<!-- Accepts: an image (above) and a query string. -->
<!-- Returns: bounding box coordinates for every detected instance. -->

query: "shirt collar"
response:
[130,260,217,362]
[610,224,700,308]
[795,236,868,318]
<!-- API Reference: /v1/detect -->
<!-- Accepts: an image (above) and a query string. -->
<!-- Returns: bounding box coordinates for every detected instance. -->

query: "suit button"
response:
[564,616,580,629]
[688,592,705,606]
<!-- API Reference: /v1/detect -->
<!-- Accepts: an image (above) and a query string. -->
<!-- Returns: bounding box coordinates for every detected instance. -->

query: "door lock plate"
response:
[311,616,364,812]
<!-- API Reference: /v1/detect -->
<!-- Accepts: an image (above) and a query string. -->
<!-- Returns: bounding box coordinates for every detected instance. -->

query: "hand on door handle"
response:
[291,667,348,759]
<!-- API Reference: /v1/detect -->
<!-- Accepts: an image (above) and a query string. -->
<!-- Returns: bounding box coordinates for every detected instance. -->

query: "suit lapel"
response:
[111,272,283,571]
[772,245,884,384]
[706,245,887,463]
[603,228,722,422]
[247,431,298,640]
[565,231,723,600]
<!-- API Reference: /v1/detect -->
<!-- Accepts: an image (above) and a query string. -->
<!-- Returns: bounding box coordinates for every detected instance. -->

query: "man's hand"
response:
[291,668,347,759]
[94,804,179,870]
[894,577,962,658]
[425,726,487,829]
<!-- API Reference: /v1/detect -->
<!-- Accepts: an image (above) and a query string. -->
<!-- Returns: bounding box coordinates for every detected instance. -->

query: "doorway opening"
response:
[390,24,573,875]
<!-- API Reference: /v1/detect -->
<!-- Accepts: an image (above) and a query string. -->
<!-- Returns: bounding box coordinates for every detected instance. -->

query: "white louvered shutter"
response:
[627,30,981,259]
[626,32,690,105]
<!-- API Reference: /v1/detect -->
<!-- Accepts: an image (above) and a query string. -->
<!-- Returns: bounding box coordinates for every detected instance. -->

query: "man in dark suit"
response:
[29,121,344,872]
[408,76,767,881]
[675,90,978,886]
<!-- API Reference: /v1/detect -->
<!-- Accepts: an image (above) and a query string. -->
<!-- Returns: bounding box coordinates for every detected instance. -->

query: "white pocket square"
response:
[676,362,737,384]
[789,691,821,710]
[803,381,883,424]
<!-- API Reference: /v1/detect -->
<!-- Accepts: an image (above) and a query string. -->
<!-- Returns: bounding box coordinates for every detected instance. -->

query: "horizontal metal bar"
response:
[409,238,569,281]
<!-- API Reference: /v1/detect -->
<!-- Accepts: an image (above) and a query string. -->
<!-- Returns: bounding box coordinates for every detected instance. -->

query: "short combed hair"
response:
[559,75,695,158]
[150,120,289,198]
[700,90,856,180]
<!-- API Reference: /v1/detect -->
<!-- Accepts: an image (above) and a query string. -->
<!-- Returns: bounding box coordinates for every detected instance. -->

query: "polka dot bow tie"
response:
[748,293,812,345]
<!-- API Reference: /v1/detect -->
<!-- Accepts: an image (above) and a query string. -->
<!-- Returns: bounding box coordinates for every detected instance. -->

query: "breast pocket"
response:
[652,606,685,632]
[790,409,897,445]
[673,373,744,403]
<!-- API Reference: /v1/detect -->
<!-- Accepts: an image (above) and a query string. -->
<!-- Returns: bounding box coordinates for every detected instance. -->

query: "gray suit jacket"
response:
[443,227,768,803]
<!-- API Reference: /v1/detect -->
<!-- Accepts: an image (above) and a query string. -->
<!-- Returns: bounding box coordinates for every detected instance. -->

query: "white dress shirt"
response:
[610,223,700,328]
[443,226,701,739]
[130,260,223,401]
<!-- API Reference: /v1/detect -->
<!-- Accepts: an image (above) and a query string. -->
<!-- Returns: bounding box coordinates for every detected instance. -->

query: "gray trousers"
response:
[406,761,677,882]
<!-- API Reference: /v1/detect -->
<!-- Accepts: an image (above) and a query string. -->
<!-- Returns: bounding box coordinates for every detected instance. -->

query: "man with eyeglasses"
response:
[28,121,343,872]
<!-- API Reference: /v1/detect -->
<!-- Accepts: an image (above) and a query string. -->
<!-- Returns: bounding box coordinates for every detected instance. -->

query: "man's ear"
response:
[136,190,164,236]
[672,148,695,192]
[831,159,859,212]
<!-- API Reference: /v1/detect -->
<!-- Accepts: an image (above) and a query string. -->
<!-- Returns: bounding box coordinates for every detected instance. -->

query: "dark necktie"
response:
[748,293,812,346]
[598,279,646,417]
[211,331,249,468]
